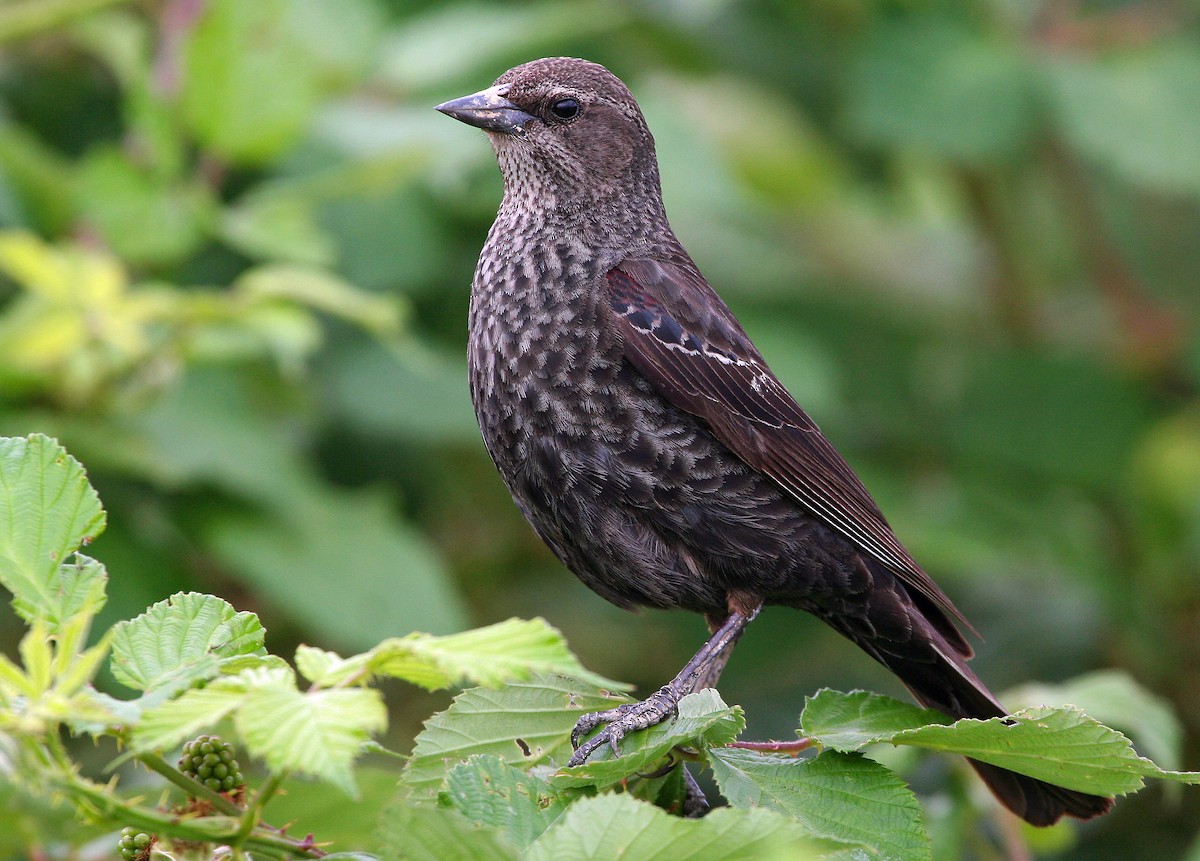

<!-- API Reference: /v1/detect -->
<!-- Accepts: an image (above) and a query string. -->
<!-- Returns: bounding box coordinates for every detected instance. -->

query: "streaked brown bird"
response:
[436,57,1113,826]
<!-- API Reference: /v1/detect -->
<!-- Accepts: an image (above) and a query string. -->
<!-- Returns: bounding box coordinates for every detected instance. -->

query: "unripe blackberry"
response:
[117,826,154,860]
[177,735,244,793]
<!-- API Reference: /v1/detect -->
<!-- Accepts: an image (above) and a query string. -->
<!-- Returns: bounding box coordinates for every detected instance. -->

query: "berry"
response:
[177,735,245,794]
[117,826,155,861]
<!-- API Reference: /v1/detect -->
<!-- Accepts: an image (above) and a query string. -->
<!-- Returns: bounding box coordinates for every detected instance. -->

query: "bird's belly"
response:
[471,354,824,614]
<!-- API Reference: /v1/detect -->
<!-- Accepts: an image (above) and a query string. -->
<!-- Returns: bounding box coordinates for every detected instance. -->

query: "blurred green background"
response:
[0,0,1198,858]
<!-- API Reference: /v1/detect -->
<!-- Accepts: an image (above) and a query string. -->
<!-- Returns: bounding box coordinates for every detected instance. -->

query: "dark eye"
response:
[549,98,580,120]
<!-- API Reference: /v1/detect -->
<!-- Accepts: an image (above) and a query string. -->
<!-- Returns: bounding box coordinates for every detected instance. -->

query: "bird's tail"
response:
[831,566,1114,826]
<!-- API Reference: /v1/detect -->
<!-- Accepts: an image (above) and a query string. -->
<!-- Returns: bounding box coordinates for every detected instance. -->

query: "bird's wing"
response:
[605,257,972,634]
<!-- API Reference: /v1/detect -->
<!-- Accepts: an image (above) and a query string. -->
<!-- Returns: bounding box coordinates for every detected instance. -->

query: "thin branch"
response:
[725,737,814,755]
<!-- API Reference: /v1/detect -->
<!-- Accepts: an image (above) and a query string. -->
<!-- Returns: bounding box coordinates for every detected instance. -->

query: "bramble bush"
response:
[1,432,1196,859]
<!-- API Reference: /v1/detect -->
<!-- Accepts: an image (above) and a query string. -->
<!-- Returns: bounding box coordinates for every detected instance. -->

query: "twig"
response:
[725,737,814,755]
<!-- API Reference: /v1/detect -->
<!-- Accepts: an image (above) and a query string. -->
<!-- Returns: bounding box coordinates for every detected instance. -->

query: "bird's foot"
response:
[568,685,680,767]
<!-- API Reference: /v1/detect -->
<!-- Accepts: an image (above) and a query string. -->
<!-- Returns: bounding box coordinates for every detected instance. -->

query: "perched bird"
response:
[436,57,1113,826]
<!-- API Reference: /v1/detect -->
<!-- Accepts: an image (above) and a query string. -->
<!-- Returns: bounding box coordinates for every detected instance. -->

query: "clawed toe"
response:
[568,687,680,767]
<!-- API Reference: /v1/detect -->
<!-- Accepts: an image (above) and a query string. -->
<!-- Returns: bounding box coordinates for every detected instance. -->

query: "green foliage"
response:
[2,432,1194,859]
[0,433,105,626]
[709,748,928,861]
[799,689,1200,795]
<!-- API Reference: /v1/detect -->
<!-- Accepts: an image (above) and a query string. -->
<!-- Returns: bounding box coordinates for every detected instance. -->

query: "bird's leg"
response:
[689,610,746,693]
[568,606,758,767]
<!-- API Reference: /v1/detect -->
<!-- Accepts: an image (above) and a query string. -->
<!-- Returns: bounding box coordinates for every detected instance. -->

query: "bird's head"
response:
[436,58,663,216]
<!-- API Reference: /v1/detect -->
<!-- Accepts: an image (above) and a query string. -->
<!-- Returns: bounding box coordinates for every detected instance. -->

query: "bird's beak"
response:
[435,84,536,136]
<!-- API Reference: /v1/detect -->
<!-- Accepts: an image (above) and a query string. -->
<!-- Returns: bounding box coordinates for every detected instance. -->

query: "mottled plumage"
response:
[437,57,1112,826]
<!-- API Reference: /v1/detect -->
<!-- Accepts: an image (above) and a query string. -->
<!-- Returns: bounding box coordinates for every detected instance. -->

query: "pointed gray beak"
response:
[435,84,536,136]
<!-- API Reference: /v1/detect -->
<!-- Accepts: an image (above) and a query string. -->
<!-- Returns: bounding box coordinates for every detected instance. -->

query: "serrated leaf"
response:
[710,748,930,861]
[891,707,1199,794]
[0,434,106,626]
[295,645,357,684]
[525,793,823,861]
[441,755,567,849]
[800,689,951,752]
[235,684,386,795]
[1007,670,1184,772]
[39,554,108,633]
[801,690,1199,794]
[376,799,518,861]
[109,592,266,694]
[402,674,629,798]
[307,617,626,691]
[131,684,252,753]
[553,689,745,790]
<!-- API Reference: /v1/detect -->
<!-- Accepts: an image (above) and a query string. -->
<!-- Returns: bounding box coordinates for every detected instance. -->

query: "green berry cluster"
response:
[177,735,244,793]
[117,827,153,860]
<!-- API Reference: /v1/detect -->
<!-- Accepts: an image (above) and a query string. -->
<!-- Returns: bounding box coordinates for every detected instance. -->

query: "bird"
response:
[435,57,1113,826]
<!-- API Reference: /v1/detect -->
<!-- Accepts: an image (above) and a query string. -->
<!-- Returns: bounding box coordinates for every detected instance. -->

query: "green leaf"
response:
[1007,670,1185,773]
[181,0,321,163]
[710,748,929,861]
[441,755,567,849]
[75,146,213,265]
[525,793,824,861]
[376,800,518,861]
[219,192,338,265]
[180,0,379,164]
[553,689,745,790]
[380,2,626,92]
[39,554,108,634]
[235,681,386,795]
[132,662,386,790]
[890,707,1199,794]
[0,434,105,626]
[799,689,1200,795]
[206,486,464,650]
[844,19,1034,163]
[799,689,951,752]
[133,369,467,650]
[300,617,626,692]
[319,341,480,445]
[109,592,266,695]
[1047,42,1200,196]
[131,682,253,753]
[234,264,402,340]
[402,674,629,798]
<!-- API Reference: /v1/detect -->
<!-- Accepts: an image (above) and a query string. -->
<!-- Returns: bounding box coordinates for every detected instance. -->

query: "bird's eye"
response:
[549,98,580,120]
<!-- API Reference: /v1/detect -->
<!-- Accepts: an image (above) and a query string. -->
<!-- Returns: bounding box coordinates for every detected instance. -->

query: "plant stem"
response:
[725,738,814,755]
[237,770,287,844]
[57,768,326,857]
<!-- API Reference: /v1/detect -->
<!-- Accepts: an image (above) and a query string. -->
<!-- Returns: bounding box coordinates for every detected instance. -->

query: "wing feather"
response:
[606,258,973,637]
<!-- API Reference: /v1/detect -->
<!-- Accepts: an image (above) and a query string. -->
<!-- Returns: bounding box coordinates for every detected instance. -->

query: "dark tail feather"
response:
[843,574,1115,826]
[968,759,1113,826]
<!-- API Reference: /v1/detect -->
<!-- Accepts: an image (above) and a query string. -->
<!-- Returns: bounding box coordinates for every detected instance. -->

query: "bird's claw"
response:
[568,686,680,767]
